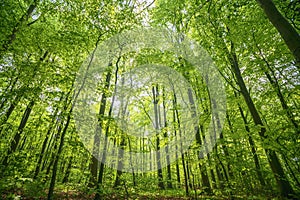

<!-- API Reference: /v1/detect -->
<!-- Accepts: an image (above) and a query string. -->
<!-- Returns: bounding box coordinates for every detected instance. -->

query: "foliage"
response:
[0,0,299,199]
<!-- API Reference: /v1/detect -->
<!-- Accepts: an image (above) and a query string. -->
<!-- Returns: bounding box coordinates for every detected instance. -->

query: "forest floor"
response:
[0,193,272,200]
[2,191,190,200]
[1,187,280,199]
[0,189,242,200]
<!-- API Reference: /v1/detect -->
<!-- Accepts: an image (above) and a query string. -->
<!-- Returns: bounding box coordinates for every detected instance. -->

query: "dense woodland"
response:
[0,0,300,199]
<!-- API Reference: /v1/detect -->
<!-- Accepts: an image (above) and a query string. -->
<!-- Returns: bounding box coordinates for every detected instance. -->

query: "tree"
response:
[1,0,300,199]
[256,0,300,67]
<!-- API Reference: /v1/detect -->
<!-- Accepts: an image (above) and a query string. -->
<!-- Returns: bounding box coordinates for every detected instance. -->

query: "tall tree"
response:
[256,0,300,67]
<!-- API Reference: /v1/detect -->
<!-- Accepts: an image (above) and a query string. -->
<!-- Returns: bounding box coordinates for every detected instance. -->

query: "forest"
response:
[0,0,299,199]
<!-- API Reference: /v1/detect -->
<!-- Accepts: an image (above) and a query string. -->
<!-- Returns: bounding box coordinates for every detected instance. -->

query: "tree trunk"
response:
[152,85,165,190]
[2,100,34,167]
[47,108,72,200]
[34,95,63,179]
[173,92,189,195]
[256,0,300,67]
[114,135,126,188]
[162,88,172,189]
[95,61,120,199]
[229,42,295,198]
[0,75,19,113]
[173,108,181,188]
[1,51,48,134]
[237,102,266,187]
[1,0,38,53]
[89,64,113,187]
[62,156,73,184]
[114,74,129,188]
[253,36,299,133]
[127,137,136,186]
[187,87,212,194]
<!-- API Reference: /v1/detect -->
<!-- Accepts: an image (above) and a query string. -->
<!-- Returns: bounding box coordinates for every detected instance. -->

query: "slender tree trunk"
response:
[114,135,126,188]
[0,95,22,133]
[127,138,136,186]
[225,114,235,179]
[114,75,129,188]
[186,154,193,189]
[162,88,172,189]
[47,109,72,200]
[1,0,38,53]
[171,100,181,187]
[181,153,189,196]
[62,156,73,184]
[152,85,165,190]
[173,92,189,195]
[44,129,60,175]
[34,95,63,179]
[215,164,224,189]
[210,168,216,189]
[89,64,113,187]
[95,61,120,200]
[173,107,181,186]
[256,0,300,67]
[188,88,212,194]
[44,114,67,179]
[194,80,216,191]
[94,136,108,200]
[282,154,300,188]
[0,75,19,112]
[0,51,48,135]
[237,102,266,187]
[34,123,56,178]
[229,42,295,198]
[253,36,299,133]
[212,98,232,186]
[2,100,34,167]
[79,37,110,186]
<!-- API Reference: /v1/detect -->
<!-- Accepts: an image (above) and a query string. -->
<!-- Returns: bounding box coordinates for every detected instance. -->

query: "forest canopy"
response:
[0,0,299,199]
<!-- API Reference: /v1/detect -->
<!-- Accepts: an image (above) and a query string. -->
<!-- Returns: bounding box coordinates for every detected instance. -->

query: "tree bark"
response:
[173,107,181,187]
[229,42,295,198]
[89,64,113,187]
[252,35,299,133]
[1,0,38,54]
[47,108,72,200]
[2,100,34,167]
[34,95,63,179]
[152,85,165,190]
[95,61,120,199]
[162,88,172,189]
[188,88,212,194]
[173,92,189,195]
[237,100,266,187]
[256,0,300,67]
[62,156,73,184]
